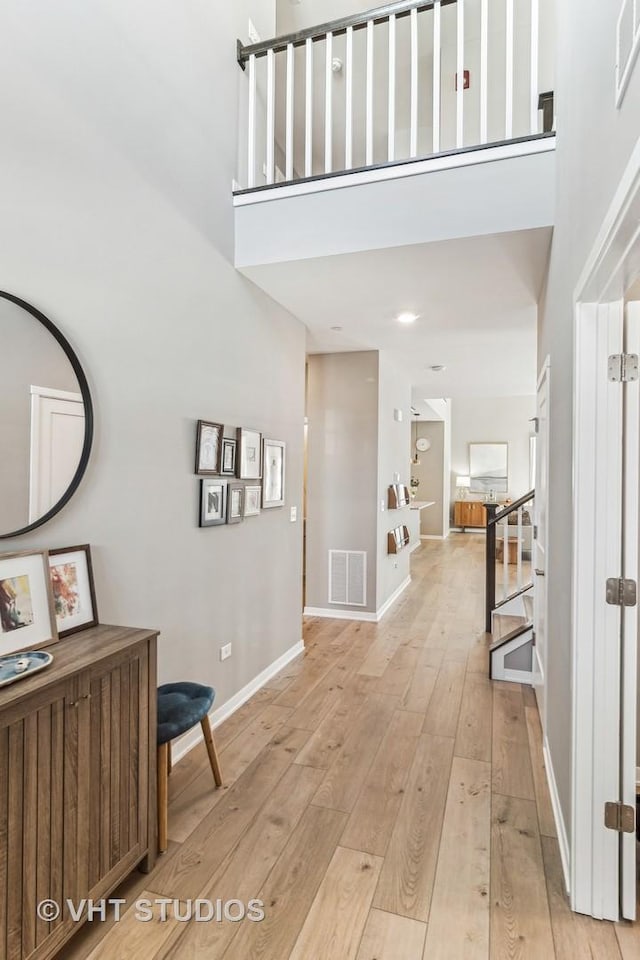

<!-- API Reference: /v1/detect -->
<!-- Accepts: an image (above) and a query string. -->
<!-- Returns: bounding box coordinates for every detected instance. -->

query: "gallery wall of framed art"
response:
[194,419,287,527]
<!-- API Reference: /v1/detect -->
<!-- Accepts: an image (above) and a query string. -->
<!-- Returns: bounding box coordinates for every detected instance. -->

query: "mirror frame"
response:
[0,290,94,539]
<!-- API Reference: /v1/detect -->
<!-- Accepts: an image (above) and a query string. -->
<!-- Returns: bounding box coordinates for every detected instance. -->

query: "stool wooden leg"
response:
[201,716,223,788]
[167,740,172,776]
[157,742,169,854]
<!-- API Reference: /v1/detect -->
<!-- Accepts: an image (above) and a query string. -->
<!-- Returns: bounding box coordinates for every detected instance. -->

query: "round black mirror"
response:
[0,291,93,538]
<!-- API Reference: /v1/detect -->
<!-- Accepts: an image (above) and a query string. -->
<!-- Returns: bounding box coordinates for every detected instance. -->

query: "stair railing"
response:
[485,490,535,632]
[236,0,552,190]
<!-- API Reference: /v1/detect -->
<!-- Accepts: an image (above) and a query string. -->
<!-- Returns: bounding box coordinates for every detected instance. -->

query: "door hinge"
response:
[533,524,538,540]
[529,416,539,433]
[606,578,637,607]
[604,801,636,833]
[608,353,639,382]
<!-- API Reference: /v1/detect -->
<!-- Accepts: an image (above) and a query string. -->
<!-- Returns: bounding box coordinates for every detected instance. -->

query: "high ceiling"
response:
[241,227,551,399]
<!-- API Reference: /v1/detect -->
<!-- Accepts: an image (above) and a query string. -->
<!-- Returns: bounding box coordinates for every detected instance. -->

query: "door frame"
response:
[533,356,550,733]
[29,384,83,523]
[571,133,640,919]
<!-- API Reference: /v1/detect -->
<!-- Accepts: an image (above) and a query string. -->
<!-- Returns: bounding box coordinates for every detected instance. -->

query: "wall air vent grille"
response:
[328,550,367,607]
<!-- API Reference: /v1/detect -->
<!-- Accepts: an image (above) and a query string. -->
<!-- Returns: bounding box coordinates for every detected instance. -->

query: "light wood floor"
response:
[60,535,639,960]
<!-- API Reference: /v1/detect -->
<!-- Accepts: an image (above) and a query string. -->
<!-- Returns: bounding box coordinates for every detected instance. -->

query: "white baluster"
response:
[305,38,313,178]
[247,54,256,188]
[410,7,419,158]
[345,26,354,169]
[516,507,523,592]
[480,0,488,143]
[388,14,396,162]
[456,0,465,149]
[325,32,333,173]
[366,20,374,165]
[530,0,540,134]
[266,48,275,184]
[505,0,514,139]
[433,0,441,153]
[285,43,294,182]
[503,521,509,597]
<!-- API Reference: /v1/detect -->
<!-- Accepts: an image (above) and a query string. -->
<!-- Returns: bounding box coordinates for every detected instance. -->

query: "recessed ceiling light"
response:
[430,364,446,372]
[330,325,343,331]
[395,312,419,324]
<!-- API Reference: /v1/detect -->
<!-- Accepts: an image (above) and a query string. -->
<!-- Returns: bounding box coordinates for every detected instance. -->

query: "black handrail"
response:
[488,489,535,526]
[237,0,457,66]
[485,490,535,632]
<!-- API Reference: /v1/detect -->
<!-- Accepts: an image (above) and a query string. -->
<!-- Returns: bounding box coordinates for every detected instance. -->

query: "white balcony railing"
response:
[236,0,554,192]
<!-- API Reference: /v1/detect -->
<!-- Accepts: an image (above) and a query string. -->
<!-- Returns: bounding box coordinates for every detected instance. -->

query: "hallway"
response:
[60,536,638,959]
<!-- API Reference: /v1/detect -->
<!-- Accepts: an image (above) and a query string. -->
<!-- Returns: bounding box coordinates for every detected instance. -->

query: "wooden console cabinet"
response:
[454,500,488,529]
[0,624,158,960]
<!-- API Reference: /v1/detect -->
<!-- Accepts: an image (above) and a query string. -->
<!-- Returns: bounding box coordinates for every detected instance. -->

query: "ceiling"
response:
[242,227,552,399]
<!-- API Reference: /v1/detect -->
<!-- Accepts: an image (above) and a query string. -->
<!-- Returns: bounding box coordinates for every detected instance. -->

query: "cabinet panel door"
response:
[84,644,150,897]
[0,677,80,960]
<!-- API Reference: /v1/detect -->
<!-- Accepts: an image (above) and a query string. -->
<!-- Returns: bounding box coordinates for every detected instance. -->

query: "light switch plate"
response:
[290,506,297,522]
[220,643,232,662]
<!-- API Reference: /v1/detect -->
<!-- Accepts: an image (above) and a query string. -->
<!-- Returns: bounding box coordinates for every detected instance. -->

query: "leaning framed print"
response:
[0,550,58,655]
[199,478,227,527]
[227,482,245,524]
[195,420,224,475]
[262,439,286,508]
[219,437,237,476]
[237,427,262,480]
[48,545,99,638]
[244,485,262,517]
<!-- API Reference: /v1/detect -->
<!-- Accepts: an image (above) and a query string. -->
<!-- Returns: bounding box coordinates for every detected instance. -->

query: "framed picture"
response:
[195,420,224,475]
[199,479,226,527]
[262,439,286,508]
[48,545,99,638]
[237,428,262,480]
[469,442,509,494]
[0,550,58,655]
[227,482,245,524]
[244,485,262,517]
[219,437,237,476]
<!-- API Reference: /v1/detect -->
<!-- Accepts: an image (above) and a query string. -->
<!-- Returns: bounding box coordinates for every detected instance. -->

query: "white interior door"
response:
[533,358,550,723]
[29,386,84,521]
[621,301,639,920]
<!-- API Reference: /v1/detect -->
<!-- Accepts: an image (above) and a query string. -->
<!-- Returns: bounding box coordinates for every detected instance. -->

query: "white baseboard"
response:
[376,576,411,620]
[304,576,411,624]
[409,540,422,553]
[170,639,305,765]
[421,534,446,541]
[543,735,571,894]
[303,606,378,622]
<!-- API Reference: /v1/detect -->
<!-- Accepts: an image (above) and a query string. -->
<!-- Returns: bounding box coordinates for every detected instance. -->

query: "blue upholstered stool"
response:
[157,682,223,853]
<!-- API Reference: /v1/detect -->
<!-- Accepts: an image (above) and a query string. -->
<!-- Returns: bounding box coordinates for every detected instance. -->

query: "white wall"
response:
[376,353,412,609]
[450,396,536,512]
[0,0,308,707]
[539,0,640,844]
[305,351,379,614]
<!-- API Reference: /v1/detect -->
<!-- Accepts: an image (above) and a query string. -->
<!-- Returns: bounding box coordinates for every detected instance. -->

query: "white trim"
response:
[502,668,533,684]
[170,639,305,765]
[616,0,640,107]
[30,384,82,402]
[304,606,378,622]
[409,540,422,553]
[233,137,556,206]
[420,534,447,540]
[574,130,640,301]
[304,575,411,624]
[377,576,411,620]
[544,736,571,894]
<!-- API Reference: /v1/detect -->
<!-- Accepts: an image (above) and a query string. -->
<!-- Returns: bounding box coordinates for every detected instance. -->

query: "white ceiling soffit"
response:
[242,227,551,399]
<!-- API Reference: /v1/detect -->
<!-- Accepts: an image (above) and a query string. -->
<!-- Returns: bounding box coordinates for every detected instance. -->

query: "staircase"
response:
[485,492,535,683]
